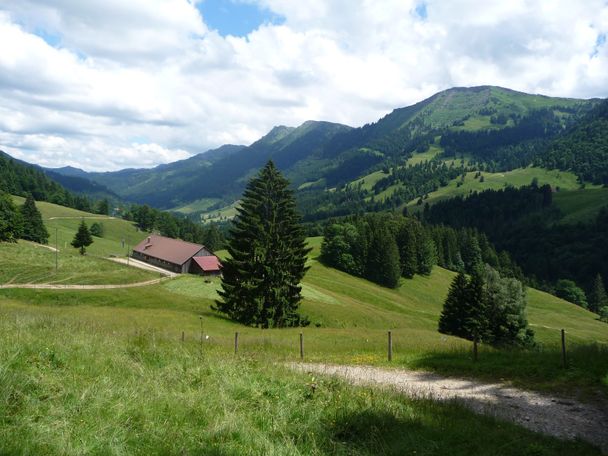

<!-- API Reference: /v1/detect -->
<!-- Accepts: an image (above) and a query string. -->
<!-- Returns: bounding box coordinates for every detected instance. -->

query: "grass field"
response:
[0,241,155,285]
[553,188,608,224]
[171,197,222,215]
[1,237,606,397]
[1,312,601,455]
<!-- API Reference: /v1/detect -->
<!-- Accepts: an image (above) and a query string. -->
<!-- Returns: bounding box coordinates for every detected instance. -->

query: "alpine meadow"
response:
[1,2,608,455]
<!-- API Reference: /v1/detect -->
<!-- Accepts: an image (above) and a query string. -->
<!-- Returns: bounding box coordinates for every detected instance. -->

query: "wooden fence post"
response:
[561,329,567,368]
[299,333,304,360]
[388,330,393,362]
[234,332,239,354]
[199,316,204,355]
[181,331,185,343]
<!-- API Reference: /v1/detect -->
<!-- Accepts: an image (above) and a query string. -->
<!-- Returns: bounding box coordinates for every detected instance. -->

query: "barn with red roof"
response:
[131,234,222,275]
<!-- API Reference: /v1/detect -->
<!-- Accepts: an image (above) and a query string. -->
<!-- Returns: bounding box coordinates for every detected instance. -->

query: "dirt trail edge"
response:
[291,363,608,453]
[0,277,169,290]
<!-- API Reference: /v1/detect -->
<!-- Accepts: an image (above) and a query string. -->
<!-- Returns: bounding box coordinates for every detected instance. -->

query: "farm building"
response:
[131,234,221,275]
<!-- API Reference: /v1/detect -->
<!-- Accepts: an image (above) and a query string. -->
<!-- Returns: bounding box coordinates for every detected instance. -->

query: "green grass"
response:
[200,201,240,224]
[406,167,586,209]
[1,312,601,455]
[6,196,155,285]
[0,241,156,285]
[1,237,606,396]
[170,197,221,215]
[12,195,149,258]
[406,144,444,166]
[553,188,608,224]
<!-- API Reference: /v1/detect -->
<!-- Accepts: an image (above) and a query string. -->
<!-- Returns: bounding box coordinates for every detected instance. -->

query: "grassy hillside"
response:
[5,197,154,285]
[553,188,608,224]
[0,241,154,285]
[405,167,585,208]
[12,195,149,258]
[2,237,606,396]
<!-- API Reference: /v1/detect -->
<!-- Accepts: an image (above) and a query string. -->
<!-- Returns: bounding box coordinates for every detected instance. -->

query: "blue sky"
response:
[0,0,606,171]
[197,0,284,37]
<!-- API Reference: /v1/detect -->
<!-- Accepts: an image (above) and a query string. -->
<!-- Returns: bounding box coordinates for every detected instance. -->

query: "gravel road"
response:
[292,363,608,453]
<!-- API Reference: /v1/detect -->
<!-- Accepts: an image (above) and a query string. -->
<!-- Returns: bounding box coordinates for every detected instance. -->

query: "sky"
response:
[0,0,607,171]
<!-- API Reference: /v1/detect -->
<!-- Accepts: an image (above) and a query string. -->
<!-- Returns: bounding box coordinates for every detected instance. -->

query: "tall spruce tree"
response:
[71,220,93,255]
[20,194,49,244]
[366,226,401,288]
[589,274,608,314]
[216,161,311,328]
[396,220,418,278]
[463,270,488,342]
[438,272,469,337]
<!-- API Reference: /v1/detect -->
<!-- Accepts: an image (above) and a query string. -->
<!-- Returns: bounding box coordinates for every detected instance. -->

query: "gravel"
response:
[292,363,608,453]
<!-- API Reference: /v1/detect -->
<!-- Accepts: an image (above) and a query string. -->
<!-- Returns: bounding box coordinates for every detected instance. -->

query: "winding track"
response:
[292,363,608,453]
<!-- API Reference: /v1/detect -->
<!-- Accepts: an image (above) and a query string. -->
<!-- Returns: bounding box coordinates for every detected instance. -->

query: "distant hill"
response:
[8,86,604,218]
[0,150,99,211]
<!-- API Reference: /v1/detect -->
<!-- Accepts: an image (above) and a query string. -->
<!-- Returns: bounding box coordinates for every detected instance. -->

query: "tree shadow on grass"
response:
[320,405,603,456]
[407,344,608,398]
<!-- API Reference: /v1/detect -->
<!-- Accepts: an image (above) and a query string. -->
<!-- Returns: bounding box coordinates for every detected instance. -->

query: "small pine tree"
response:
[20,194,49,244]
[95,198,110,215]
[589,274,608,314]
[71,220,93,255]
[90,222,104,238]
[216,161,311,328]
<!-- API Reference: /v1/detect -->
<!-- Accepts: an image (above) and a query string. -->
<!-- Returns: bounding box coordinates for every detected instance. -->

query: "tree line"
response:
[0,152,107,214]
[424,184,608,318]
[320,213,522,288]
[0,192,49,244]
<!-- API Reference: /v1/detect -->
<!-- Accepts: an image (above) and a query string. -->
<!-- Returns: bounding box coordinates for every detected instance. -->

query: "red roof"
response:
[133,234,206,265]
[193,255,222,272]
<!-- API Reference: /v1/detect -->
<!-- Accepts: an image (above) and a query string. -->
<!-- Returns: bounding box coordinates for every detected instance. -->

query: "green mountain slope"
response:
[17,85,604,227]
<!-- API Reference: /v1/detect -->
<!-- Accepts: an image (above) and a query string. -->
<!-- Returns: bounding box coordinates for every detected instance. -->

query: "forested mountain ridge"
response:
[0,151,99,211]
[7,86,604,218]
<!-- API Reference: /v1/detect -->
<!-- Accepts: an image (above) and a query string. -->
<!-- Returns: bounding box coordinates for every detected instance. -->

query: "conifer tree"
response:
[216,161,311,328]
[416,229,437,275]
[438,272,469,337]
[366,226,401,288]
[464,270,488,342]
[589,274,608,314]
[0,191,23,242]
[71,220,93,255]
[20,194,49,244]
[396,220,417,278]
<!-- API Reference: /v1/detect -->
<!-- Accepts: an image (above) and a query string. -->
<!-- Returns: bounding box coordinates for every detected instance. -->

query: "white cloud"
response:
[0,0,606,171]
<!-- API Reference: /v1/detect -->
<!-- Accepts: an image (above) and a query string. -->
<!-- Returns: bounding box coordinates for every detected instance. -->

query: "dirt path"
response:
[47,216,116,220]
[292,363,608,453]
[108,257,177,277]
[0,277,169,290]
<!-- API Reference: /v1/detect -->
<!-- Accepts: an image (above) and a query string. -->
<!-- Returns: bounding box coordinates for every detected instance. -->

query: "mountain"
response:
[82,121,352,208]
[0,150,97,211]
[534,98,608,184]
[17,86,604,216]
